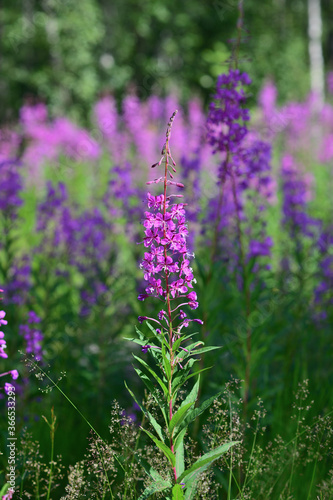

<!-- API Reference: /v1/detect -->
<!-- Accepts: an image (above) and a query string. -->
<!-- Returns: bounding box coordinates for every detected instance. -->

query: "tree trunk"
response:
[308,0,325,109]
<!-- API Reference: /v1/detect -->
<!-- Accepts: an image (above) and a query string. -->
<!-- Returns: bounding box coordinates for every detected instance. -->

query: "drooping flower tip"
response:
[167,180,184,188]
[186,292,197,301]
[138,316,148,324]
[146,177,163,186]
[158,310,166,320]
[179,310,187,320]
[138,293,149,301]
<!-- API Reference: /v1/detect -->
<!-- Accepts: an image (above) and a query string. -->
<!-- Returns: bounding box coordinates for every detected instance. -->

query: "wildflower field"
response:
[1,10,333,500]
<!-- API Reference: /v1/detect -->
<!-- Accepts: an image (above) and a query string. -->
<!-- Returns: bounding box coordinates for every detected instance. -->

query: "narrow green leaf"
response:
[125,381,165,442]
[146,322,170,350]
[183,357,199,370]
[172,337,183,352]
[0,485,9,497]
[172,364,192,389]
[180,392,222,430]
[180,345,221,361]
[133,367,168,425]
[175,436,185,478]
[133,354,169,399]
[172,358,198,389]
[135,326,147,341]
[172,367,212,397]
[174,426,187,452]
[134,453,168,484]
[138,481,172,500]
[169,402,194,435]
[148,345,164,364]
[124,337,147,347]
[175,341,204,360]
[184,476,199,500]
[178,441,239,485]
[178,331,200,343]
[162,342,171,381]
[142,428,176,468]
[146,321,159,336]
[172,484,185,499]
[179,376,200,410]
[173,331,200,353]
[190,345,222,356]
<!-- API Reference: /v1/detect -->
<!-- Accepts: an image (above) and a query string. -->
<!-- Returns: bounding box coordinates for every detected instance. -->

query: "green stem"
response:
[163,119,177,483]
[289,396,302,497]
[243,408,333,494]
[45,410,55,500]
[230,172,251,417]
[227,396,233,500]
[233,0,245,71]
[20,449,26,496]
[242,414,259,493]
[123,413,146,499]
[35,458,40,500]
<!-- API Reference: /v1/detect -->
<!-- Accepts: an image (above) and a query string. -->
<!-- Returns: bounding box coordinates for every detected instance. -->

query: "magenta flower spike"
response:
[138,110,202,344]
[131,113,235,493]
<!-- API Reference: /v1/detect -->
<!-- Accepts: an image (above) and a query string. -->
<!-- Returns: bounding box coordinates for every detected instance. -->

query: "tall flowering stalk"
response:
[280,154,319,283]
[127,112,237,498]
[205,67,275,417]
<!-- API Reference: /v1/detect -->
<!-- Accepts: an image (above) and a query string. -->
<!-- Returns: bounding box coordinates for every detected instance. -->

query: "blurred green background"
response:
[1,0,333,124]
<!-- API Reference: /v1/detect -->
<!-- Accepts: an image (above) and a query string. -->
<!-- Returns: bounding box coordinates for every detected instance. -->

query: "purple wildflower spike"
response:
[281,154,318,238]
[138,111,202,348]
[19,312,44,361]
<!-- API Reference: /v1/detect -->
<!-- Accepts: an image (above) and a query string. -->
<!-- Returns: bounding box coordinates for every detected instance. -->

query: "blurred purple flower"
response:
[248,237,273,259]
[281,154,318,238]
[19,312,44,361]
[0,159,23,217]
[259,80,277,123]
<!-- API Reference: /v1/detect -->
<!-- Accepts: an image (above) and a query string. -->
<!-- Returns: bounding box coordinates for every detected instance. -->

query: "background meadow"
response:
[1,1,333,498]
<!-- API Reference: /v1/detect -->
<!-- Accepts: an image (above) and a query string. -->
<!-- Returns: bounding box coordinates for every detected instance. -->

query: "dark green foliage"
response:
[1,0,332,123]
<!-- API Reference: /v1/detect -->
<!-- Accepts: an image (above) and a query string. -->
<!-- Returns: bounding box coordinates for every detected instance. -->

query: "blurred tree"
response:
[307,0,324,107]
[0,0,332,124]
[1,0,103,123]
[322,0,333,71]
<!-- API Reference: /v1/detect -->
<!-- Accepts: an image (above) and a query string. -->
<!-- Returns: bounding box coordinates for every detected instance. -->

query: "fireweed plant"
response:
[127,111,238,498]
[204,68,275,415]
